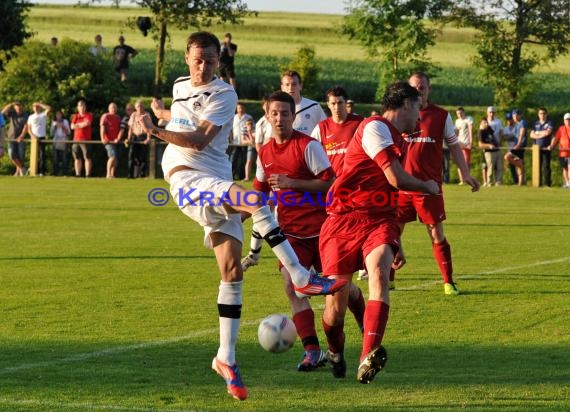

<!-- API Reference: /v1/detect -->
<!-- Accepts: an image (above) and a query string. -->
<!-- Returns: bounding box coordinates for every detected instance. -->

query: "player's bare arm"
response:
[267,174,334,193]
[384,159,439,194]
[137,113,218,151]
[449,142,480,192]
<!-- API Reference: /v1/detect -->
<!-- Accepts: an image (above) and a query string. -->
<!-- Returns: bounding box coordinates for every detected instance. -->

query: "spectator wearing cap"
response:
[1,101,29,176]
[505,108,528,186]
[549,113,570,188]
[530,107,553,187]
[346,99,356,115]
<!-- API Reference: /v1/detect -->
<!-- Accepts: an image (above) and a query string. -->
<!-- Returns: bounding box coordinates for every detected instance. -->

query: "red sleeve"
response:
[253,177,271,193]
[372,145,399,170]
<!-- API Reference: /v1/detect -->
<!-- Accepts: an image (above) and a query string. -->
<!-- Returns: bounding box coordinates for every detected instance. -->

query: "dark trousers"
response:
[229,146,247,180]
[38,138,47,175]
[52,148,68,176]
[128,137,148,178]
[539,149,551,187]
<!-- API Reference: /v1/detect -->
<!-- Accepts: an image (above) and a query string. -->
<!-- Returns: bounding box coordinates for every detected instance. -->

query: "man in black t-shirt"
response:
[113,35,138,82]
[219,33,237,88]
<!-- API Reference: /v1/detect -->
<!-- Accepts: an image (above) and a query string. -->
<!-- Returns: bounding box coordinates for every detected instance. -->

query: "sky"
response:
[33,0,348,15]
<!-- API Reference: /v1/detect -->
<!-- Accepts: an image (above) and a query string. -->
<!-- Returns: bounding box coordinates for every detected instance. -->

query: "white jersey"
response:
[161,75,237,182]
[27,112,48,138]
[454,116,473,148]
[293,97,327,135]
[255,116,273,146]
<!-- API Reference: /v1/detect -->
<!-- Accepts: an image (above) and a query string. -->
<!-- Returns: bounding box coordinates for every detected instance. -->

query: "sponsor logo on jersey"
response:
[192,101,202,111]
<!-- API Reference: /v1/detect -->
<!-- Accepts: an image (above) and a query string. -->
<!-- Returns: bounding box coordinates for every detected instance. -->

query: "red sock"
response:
[389,267,395,281]
[361,300,389,361]
[347,286,365,332]
[292,309,319,351]
[322,318,345,354]
[433,239,453,284]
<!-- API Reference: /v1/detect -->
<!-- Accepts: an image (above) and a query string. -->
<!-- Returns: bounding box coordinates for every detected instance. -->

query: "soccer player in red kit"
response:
[254,91,338,371]
[311,86,367,334]
[397,72,480,295]
[319,81,439,383]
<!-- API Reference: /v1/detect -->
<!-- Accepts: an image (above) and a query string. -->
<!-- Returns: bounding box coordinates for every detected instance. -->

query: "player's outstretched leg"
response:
[252,206,347,297]
[241,229,262,271]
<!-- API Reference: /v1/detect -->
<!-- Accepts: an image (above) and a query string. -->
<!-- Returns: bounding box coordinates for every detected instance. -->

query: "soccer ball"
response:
[257,314,297,353]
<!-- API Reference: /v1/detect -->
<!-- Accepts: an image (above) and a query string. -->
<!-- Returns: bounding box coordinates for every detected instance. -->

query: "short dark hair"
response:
[409,71,430,85]
[325,86,348,102]
[538,107,548,113]
[187,31,221,55]
[381,81,420,111]
[281,70,302,84]
[267,91,295,115]
[457,107,464,112]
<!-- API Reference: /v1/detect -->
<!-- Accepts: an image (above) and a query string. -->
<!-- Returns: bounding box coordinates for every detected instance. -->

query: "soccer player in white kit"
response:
[136,31,347,401]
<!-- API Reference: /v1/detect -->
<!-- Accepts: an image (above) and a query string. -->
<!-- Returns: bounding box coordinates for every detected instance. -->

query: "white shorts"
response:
[169,170,243,248]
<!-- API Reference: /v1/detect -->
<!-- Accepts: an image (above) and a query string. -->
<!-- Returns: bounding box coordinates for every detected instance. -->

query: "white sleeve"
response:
[317,105,327,122]
[201,89,237,128]
[304,140,332,176]
[361,121,394,159]
[444,114,458,145]
[255,118,264,145]
[310,124,322,142]
[255,155,266,182]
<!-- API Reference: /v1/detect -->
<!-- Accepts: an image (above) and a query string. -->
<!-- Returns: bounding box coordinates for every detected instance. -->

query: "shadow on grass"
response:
[0,340,568,411]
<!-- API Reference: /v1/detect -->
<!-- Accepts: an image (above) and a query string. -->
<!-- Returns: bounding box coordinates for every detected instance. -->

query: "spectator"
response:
[229,102,253,180]
[50,37,58,47]
[254,95,272,151]
[50,110,70,176]
[100,102,122,178]
[90,34,107,56]
[281,70,327,135]
[454,107,473,185]
[478,118,502,186]
[242,118,256,181]
[71,99,93,178]
[0,111,5,158]
[549,113,570,188]
[113,35,137,82]
[345,99,356,115]
[219,33,237,88]
[27,102,52,176]
[2,101,29,176]
[502,112,520,184]
[505,108,528,186]
[127,100,150,178]
[530,107,553,187]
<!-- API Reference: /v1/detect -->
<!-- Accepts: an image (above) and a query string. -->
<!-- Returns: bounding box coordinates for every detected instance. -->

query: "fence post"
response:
[149,139,156,179]
[29,138,38,177]
[531,144,540,187]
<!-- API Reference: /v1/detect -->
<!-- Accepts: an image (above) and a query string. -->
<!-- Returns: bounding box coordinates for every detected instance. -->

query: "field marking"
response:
[0,398,199,412]
[1,256,568,377]
[396,256,570,291]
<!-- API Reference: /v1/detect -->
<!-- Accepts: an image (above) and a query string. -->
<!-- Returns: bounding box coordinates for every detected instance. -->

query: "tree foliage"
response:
[0,39,128,117]
[0,0,34,68]
[343,0,449,100]
[447,0,570,107]
[281,45,321,99]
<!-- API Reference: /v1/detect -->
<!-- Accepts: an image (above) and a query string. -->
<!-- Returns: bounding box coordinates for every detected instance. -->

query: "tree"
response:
[0,39,128,117]
[343,0,450,99]
[447,0,570,107]
[281,45,321,99]
[0,0,33,68]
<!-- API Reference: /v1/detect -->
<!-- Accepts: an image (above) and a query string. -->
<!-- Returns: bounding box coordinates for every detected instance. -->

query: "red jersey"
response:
[72,112,93,141]
[312,113,363,176]
[404,103,456,185]
[554,125,570,158]
[326,116,406,217]
[254,131,334,238]
[100,113,122,141]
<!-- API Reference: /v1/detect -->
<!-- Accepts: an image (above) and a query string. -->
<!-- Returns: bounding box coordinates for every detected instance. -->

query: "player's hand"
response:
[268,174,292,190]
[464,174,480,192]
[423,179,440,195]
[136,113,155,135]
[392,248,406,270]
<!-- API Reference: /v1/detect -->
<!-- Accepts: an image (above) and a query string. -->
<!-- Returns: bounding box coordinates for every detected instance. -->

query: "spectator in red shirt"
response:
[100,102,122,178]
[549,113,570,188]
[71,99,93,177]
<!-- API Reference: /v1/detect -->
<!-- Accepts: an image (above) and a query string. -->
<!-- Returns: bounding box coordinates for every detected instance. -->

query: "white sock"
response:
[217,280,242,365]
[251,206,309,287]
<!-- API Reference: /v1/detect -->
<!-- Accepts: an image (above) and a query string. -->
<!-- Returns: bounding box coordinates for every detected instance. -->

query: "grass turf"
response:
[0,177,569,411]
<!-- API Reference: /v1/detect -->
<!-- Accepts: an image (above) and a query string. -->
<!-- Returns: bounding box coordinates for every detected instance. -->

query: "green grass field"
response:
[0,177,569,411]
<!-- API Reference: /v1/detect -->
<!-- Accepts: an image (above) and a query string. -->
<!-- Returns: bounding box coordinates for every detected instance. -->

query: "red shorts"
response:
[397,192,446,225]
[278,235,321,272]
[319,212,400,276]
